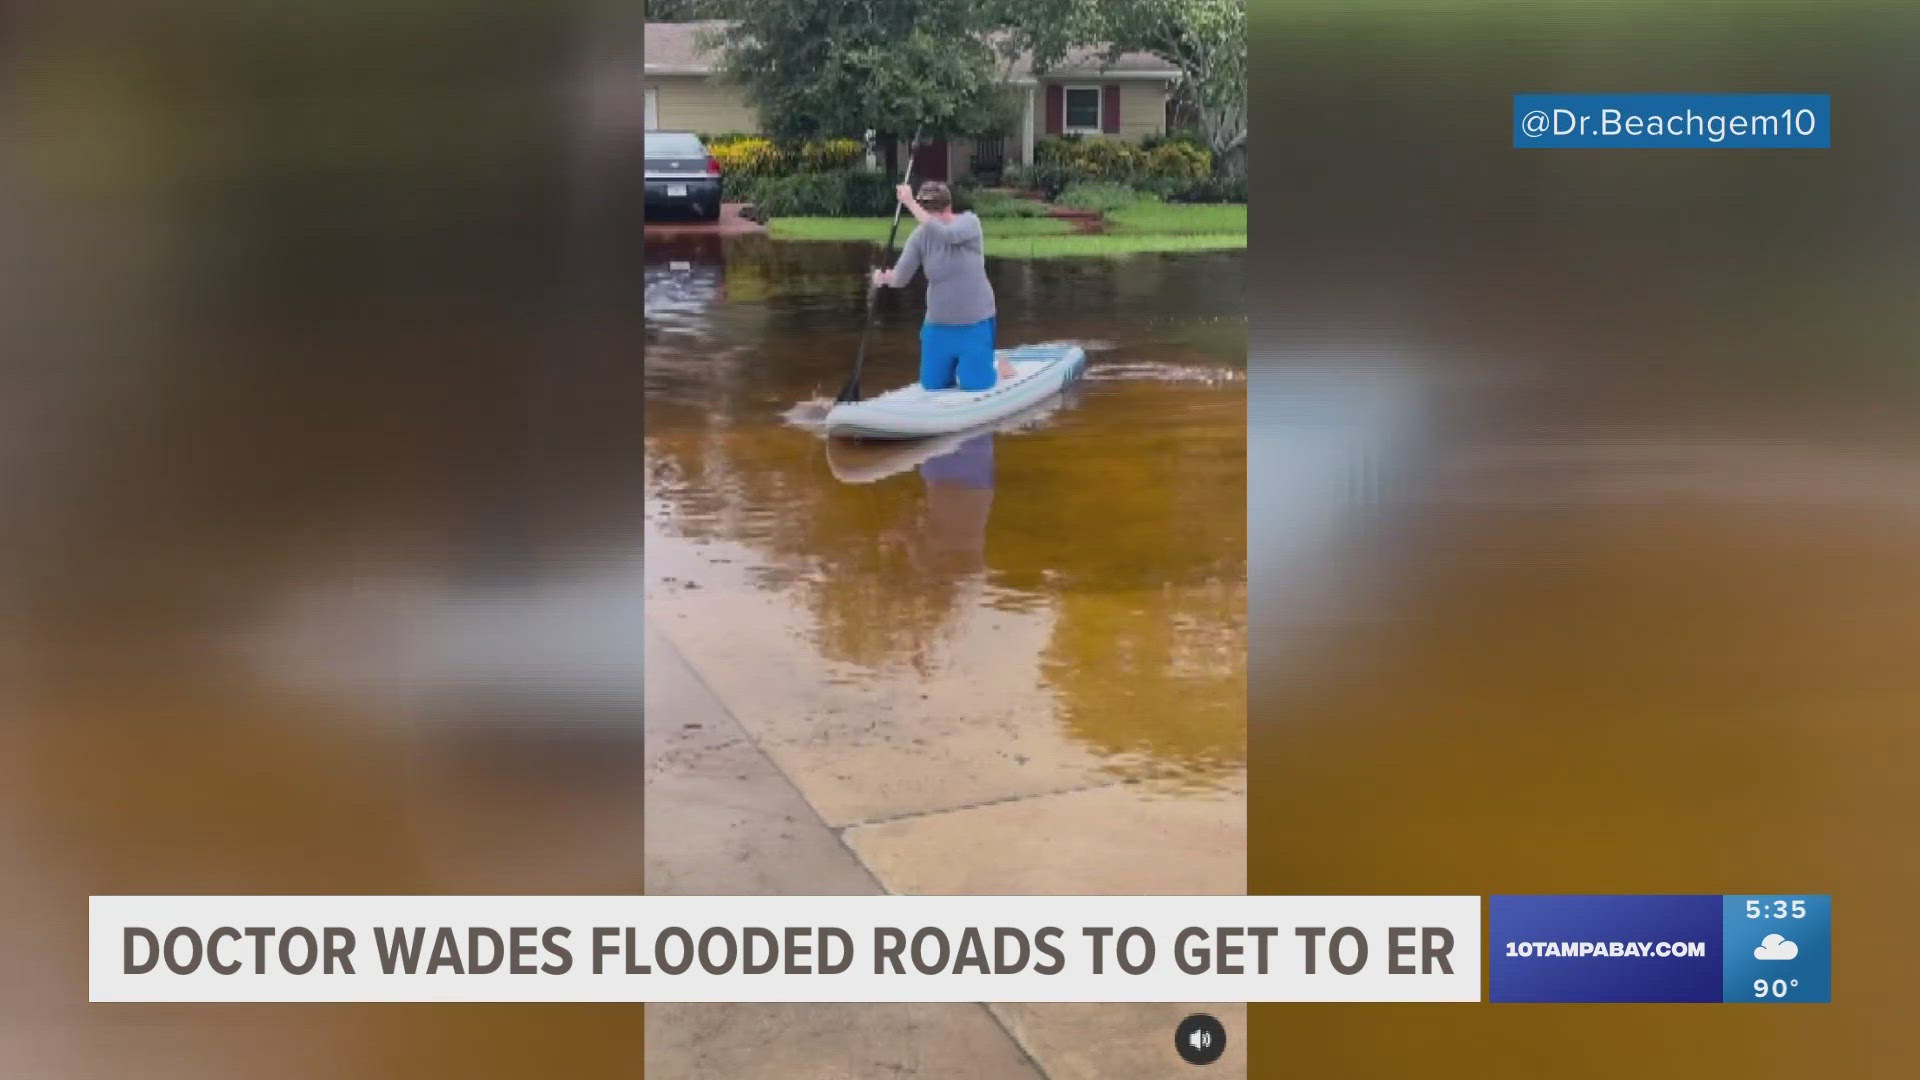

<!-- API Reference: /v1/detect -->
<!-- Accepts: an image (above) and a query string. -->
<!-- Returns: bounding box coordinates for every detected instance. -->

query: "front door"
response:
[970,135,1006,182]
[913,138,949,182]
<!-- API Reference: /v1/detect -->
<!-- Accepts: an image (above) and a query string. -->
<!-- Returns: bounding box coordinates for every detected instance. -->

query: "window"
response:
[645,87,658,130]
[1064,86,1101,133]
[645,132,706,158]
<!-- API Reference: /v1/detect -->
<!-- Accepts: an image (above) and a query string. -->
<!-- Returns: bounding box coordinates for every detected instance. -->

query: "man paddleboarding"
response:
[872,181,1016,391]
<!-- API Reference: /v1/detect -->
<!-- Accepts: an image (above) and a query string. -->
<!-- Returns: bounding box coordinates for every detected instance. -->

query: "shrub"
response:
[1035,136,1132,179]
[1139,131,1194,152]
[1022,135,1211,191]
[1166,175,1248,204]
[839,170,897,214]
[1055,181,1153,212]
[709,137,784,177]
[1004,162,1077,200]
[1145,141,1211,183]
[1144,126,1209,150]
[1072,138,1141,180]
[707,136,866,178]
[740,170,897,217]
[795,137,865,172]
[1034,135,1082,166]
[727,173,770,208]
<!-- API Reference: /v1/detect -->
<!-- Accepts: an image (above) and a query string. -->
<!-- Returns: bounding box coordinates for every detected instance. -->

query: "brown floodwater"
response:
[1248,4,1920,1076]
[645,233,1248,791]
[3,3,657,1076]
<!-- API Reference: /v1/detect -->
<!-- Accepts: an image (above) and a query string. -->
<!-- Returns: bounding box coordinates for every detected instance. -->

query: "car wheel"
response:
[702,200,722,222]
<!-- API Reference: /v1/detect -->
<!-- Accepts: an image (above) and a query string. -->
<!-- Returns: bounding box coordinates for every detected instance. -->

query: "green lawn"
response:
[988,232,1247,258]
[766,203,1247,258]
[1107,203,1249,235]
[768,216,1074,242]
[965,190,1052,218]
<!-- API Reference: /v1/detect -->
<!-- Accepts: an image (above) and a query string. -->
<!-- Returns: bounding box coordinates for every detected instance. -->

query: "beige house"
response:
[643,21,1182,182]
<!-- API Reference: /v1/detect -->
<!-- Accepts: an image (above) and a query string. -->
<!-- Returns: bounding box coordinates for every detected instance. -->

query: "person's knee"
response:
[955,358,996,392]
[922,354,959,390]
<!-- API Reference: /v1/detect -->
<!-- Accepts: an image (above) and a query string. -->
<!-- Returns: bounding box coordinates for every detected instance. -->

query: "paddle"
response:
[835,131,921,404]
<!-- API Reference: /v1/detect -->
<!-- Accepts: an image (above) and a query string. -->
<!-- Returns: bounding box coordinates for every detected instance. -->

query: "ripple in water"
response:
[1084,361,1245,384]
[781,397,835,433]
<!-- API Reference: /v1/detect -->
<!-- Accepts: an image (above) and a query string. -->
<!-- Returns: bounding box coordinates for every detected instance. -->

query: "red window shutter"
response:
[1045,84,1063,135]
[1101,83,1120,134]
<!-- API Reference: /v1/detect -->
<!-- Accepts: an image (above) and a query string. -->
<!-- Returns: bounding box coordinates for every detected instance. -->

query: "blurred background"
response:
[8,0,1920,1076]
[1248,1,1920,1075]
[2,1,649,1074]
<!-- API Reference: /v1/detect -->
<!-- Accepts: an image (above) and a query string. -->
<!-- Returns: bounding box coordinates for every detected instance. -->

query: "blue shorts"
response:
[919,317,997,391]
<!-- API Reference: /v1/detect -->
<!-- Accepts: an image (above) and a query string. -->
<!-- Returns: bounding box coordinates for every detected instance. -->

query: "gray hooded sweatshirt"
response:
[886,211,997,326]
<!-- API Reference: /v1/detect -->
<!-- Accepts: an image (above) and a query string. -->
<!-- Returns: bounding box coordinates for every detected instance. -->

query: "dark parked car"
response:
[644,131,722,221]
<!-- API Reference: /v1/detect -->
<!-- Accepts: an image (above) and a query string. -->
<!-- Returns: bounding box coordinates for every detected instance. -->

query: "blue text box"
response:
[1490,895,1722,1002]
[1513,93,1830,148]
[1722,895,1831,1003]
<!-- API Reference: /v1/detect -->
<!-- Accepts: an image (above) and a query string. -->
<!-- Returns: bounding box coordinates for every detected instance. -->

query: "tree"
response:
[642,0,725,20]
[1084,0,1247,174]
[701,0,1245,175]
[706,0,1020,158]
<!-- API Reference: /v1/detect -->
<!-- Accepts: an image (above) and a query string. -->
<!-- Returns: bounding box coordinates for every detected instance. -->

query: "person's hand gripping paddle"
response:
[835,131,920,404]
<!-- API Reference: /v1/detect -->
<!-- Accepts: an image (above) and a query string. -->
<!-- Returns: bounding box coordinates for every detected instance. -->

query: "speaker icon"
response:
[1174,1013,1226,1066]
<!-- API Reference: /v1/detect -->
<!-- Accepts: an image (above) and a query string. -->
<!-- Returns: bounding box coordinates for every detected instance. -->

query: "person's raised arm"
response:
[897,184,932,224]
[896,184,971,243]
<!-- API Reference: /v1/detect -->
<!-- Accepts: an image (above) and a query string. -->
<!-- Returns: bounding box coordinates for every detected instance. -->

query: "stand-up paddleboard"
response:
[823,342,1086,441]
[825,394,1067,484]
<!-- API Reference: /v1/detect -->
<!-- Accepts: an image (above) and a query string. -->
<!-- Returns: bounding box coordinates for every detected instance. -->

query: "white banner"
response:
[90,895,1481,1003]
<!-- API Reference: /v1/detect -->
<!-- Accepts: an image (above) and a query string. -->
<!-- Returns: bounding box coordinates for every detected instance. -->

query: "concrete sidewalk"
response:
[644,581,1248,1077]
[645,621,1047,1078]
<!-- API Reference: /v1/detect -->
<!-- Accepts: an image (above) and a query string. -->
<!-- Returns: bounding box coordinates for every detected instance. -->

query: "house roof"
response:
[643,20,728,75]
[1004,44,1181,81]
[642,20,1179,82]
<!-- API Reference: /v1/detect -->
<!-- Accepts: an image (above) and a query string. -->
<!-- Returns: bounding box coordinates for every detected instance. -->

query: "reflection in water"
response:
[913,433,996,573]
[851,434,998,677]
[645,233,727,330]
[646,235,1246,788]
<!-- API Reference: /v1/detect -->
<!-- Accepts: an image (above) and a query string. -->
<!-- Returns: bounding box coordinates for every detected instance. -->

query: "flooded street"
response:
[645,235,1247,798]
[642,235,1247,1076]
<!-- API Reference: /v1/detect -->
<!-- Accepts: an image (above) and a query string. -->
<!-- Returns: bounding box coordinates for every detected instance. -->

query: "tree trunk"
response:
[1198,100,1246,177]
[1216,143,1246,179]
[883,138,899,177]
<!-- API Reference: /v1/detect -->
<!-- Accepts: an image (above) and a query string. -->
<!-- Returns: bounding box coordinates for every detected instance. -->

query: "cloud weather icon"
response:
[1754,934,1799,961]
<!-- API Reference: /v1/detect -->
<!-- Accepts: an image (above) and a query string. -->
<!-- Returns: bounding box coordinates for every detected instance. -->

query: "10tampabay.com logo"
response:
[1490,895,1830,1003]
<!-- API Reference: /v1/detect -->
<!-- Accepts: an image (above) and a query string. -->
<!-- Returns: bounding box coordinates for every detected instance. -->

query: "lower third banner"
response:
[91,894,1481,1003]
[1490,894,1830,1003]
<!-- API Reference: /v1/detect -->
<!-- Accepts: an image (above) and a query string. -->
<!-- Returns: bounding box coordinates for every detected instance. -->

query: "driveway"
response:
[644,202,765,238]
